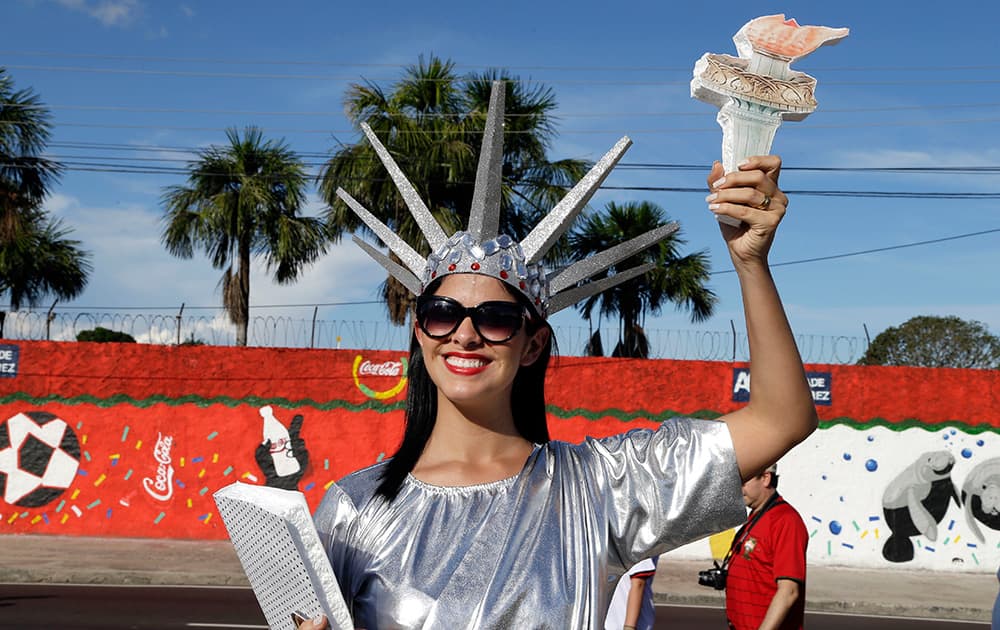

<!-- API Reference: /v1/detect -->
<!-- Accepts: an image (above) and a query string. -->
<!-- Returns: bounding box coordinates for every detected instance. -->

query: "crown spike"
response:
[342,82,678,320]
[546,264,655,315]
[351,236,423,295]
[548,222,679,293]
[359,123,448,251]
[466,81,506,241]
[520,136,632,264]
[335,187,426,277]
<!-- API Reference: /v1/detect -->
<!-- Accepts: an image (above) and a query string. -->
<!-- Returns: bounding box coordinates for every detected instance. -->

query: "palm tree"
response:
[568,201,717,358]
[0,68,91,337]
[161,127,327,346]
[318,55,588,324]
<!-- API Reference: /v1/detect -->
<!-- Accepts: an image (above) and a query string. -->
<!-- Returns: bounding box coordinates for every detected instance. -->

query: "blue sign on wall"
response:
[0,344,19,378]
[731,368,832,406]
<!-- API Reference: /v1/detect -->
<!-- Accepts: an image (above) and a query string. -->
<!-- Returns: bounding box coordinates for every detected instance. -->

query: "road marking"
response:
[186,624,267,629]
[0,581,252,590]
[806,610,987,624]
[655,604,987,624]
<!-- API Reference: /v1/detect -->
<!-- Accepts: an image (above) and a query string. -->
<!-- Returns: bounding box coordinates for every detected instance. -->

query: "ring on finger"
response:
[755,193,772,210]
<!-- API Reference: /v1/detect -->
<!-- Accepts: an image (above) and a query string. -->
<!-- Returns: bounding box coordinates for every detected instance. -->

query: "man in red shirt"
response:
[725,463,808,630]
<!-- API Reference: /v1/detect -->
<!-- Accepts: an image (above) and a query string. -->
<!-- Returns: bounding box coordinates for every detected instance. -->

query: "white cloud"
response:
[53,0,142,27]
[179,4,194,18]
[785,302,1000,340]
[45,189,384,316]
[43,192,76,215]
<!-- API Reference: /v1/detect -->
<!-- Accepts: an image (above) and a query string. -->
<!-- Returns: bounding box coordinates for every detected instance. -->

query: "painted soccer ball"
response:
[0,411,81,508]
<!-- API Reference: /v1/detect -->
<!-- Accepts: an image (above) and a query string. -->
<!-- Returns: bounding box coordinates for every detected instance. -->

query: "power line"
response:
[7,64,1000,87]
[5,100,1000,118]
[7,117,1000,135]
[8,230,998,312]
[39,141,1000,175]
[33,153,1000,176]
[8,299,386,311]
[712,228,1000,275]
[6,160,999,199]
[5,50,1000,74]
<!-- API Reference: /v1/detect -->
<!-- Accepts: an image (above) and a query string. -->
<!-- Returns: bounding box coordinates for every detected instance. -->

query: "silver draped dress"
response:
[313,417,746,629]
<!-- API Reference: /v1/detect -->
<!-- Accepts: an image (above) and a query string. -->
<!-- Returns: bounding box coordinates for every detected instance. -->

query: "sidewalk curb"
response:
[652,592,992,623]
[0,567,251,587]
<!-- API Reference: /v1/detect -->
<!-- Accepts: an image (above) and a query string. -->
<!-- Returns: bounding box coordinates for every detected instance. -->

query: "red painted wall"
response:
[0,341,996,540]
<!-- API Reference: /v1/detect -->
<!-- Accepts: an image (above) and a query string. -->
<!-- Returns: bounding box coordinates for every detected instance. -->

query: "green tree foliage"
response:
[318,55,588,324]
[179,332,206,346]
[76,327,136,343]
[0,68,91,336]
[569,201,716,358]
[858,315,1000,369]
[161,127,327,346]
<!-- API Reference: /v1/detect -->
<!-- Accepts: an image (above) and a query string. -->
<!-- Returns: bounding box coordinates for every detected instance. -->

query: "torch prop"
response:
[691,14,849,226]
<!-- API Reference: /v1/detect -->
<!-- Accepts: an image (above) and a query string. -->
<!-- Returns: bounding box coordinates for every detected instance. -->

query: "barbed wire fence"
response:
[0,308,869,364]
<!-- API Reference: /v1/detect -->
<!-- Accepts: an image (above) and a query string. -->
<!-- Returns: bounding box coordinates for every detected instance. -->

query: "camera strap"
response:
[720,491,783,571]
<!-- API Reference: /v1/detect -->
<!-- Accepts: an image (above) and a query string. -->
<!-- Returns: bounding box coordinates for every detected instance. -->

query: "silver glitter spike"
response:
[359,123,447,251]
[549,222,679,293]
[351,236,423,296]
[466,81,505,241]
[335,187,426,277]
[546,263,655,315]
[520,136,632,265]
[341,82,685,320]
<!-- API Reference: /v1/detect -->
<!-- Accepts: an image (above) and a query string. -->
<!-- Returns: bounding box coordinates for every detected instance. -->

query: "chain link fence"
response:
[0,309,868,364]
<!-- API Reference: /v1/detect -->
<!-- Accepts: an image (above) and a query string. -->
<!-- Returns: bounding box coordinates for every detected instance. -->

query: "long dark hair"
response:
[375,279,553,501]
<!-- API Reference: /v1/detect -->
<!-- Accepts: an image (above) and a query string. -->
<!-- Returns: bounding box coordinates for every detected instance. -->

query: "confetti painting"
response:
[1,341,997,573]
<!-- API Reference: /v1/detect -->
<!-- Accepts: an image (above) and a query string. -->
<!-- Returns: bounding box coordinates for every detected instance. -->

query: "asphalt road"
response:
[0,583,989,629]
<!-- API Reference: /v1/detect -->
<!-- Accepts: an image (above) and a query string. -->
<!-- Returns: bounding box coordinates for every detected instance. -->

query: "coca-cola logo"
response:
[357,360,403,377]
[352,355,409,400]
[142,432,175,502]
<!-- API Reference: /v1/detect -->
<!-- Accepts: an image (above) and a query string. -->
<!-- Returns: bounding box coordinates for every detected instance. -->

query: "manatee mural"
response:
[881,450,960,563]
[962,457,1000,543]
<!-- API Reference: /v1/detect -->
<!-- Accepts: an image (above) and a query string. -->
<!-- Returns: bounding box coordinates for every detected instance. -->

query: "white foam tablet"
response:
[214,481,353,630]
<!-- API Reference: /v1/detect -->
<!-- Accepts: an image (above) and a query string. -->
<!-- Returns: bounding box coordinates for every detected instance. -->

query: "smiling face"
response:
[415,274,550,417]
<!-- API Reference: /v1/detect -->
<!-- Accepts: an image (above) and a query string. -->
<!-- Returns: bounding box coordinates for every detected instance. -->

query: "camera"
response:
[697,564,727,590]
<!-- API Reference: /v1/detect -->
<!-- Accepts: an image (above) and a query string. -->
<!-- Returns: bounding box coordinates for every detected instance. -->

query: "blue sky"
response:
[4,0,999,355]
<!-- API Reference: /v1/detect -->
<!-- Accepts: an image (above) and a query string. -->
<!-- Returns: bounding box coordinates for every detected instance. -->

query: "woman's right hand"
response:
[295,613,328,629]
[294,613,366,630]
[705,156,788,269]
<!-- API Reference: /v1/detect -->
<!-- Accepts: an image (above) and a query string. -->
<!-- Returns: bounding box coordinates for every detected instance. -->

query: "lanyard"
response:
[721,492,782,570]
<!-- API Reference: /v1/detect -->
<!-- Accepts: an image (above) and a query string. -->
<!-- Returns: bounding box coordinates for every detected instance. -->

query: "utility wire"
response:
[37,141,1000,175]
[6,117,1000,135]
[5,100,1000,118]
[7,64,1000,86]
[9,230,997,312]
[6,49,1000,74]
[35,151,1000,175]
[8,300,386,311]
[5,160,999,199]
[712,228,1000,275]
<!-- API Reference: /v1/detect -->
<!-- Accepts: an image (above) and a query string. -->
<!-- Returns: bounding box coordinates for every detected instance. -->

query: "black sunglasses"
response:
[416,295,529,343]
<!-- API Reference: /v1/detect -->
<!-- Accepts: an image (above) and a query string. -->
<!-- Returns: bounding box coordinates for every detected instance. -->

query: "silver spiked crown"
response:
[336,81,679,318]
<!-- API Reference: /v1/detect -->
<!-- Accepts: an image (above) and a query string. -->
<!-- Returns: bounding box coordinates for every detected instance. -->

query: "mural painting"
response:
[962,458,1000,544]
[254,406,309,491]
[747,423,1000,572]
[0,404,405,537]
[881,451,960,562]
[0,340,997,574]
[0,411,81,508]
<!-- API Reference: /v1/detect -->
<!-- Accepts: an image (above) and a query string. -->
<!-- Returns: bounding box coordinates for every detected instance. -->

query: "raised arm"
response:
[707,156,818,480]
